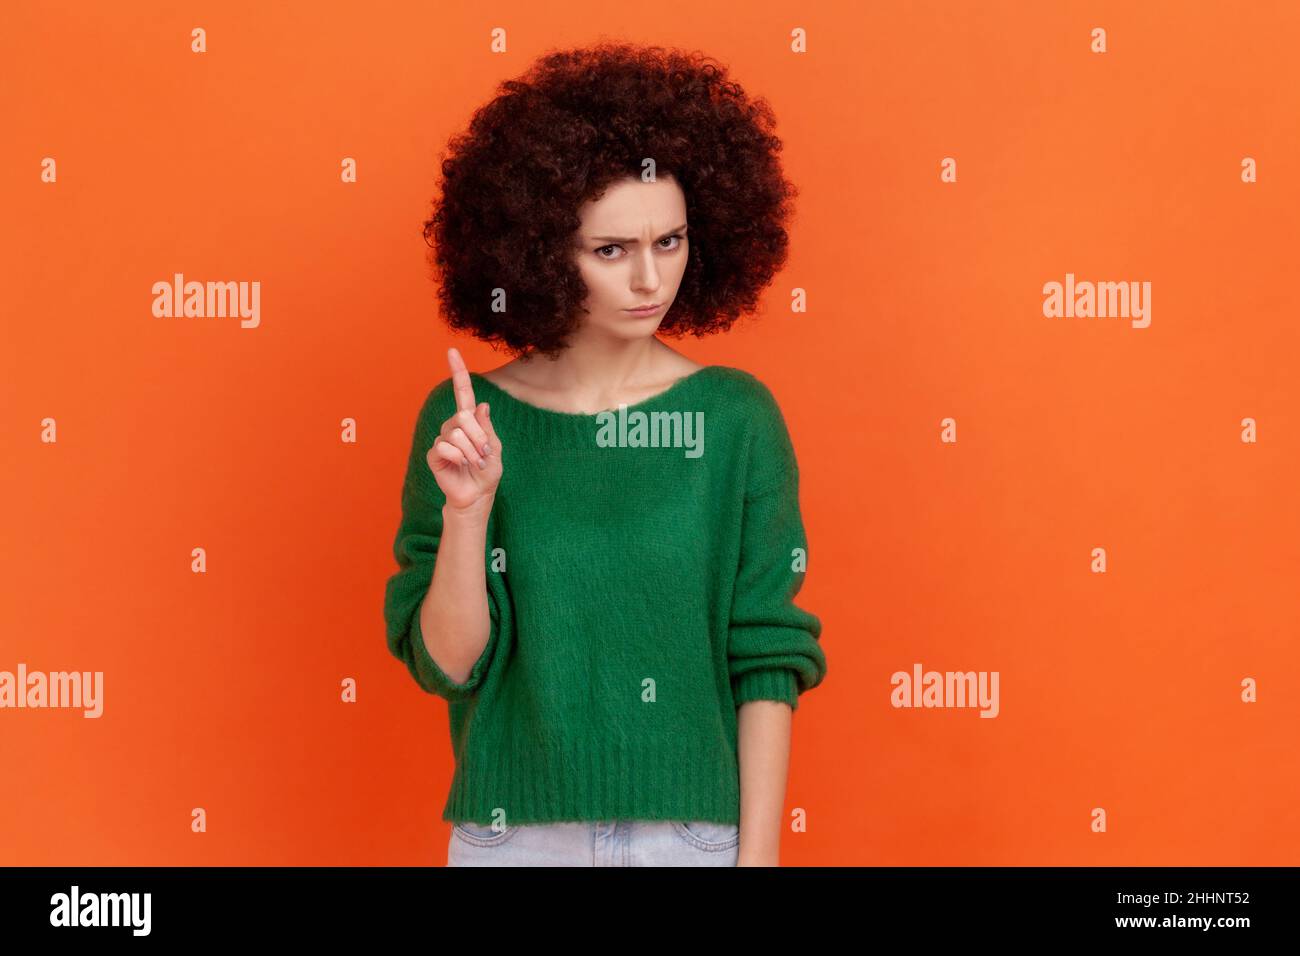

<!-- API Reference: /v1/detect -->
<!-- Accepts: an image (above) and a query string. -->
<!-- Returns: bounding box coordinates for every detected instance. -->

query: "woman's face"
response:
[571,175,689,342]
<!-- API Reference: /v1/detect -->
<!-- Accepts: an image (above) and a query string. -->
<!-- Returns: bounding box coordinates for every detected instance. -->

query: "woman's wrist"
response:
[443,496,495,525]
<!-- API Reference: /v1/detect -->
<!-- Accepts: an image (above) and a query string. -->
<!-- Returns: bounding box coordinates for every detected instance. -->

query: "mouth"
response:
[624,303,663,316]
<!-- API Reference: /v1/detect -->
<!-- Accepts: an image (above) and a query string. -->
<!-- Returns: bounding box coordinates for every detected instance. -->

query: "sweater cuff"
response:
[409,610,491,701]
[732,668,799,711]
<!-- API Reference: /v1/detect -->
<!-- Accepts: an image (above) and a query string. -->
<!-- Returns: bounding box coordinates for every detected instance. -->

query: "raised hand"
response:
[426,347,503,514]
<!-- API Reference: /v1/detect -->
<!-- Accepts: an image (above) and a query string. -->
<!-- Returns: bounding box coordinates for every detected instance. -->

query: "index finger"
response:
[446,347,478,413]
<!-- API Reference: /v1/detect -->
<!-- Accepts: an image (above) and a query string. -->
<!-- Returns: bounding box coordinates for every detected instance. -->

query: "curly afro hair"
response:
[422,41,798,358]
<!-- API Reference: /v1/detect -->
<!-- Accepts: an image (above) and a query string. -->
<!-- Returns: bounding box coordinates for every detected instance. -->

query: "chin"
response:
[598,318,663,338]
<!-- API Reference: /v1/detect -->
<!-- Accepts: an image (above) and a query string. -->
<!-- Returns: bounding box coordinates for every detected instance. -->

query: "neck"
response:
[519,336,673,391]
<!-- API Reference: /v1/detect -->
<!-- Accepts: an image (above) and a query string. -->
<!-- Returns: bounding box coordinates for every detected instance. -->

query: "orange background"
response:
[3,0,1298,866]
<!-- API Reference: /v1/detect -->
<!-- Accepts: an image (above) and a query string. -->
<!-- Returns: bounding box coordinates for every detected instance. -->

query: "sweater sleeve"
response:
[383,384,502,701]
[727,384,827,711]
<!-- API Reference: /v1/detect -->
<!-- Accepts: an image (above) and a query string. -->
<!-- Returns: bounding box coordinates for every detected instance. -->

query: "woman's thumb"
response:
[478,401,497,441]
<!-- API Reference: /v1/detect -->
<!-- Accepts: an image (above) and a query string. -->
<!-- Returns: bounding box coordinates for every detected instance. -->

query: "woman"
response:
[383,42,827,866]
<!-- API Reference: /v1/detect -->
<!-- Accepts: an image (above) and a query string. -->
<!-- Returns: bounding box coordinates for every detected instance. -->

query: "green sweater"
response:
[383,365,826,826]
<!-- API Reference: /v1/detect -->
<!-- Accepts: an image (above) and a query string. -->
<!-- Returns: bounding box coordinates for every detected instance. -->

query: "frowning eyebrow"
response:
[588,224,688,243]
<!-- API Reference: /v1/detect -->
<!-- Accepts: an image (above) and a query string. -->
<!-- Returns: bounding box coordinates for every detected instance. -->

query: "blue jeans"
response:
[446,819,740,866]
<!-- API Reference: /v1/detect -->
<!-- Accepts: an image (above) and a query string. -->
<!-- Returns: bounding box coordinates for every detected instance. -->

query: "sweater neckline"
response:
[468,365,722,420]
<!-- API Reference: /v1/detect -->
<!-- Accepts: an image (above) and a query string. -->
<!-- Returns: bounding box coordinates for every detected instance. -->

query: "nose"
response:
[630,248,662,293]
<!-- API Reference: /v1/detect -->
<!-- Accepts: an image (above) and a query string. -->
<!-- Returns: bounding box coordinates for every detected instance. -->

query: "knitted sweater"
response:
[382,364,826,826]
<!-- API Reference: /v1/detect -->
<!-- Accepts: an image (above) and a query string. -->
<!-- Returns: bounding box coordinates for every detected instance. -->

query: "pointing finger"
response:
[447,347,478,414]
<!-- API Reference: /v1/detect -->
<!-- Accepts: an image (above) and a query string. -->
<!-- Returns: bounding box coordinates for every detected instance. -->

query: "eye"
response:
[593,235,686,260]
